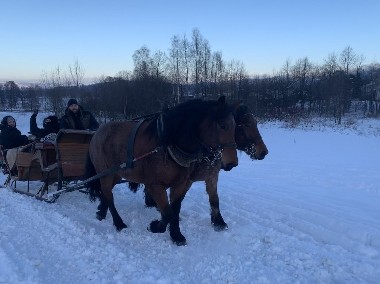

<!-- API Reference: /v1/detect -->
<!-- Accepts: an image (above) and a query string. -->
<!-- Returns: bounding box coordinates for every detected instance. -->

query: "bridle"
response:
[201,118,237,166]
[157,111,237,167]
[236,112,258,159]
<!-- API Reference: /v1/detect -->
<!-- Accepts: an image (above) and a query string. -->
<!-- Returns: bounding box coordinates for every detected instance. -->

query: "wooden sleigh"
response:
[1,129,95,202]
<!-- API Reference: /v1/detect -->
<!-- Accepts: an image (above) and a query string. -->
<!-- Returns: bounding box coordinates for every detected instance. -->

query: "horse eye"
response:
[219,123,227,130]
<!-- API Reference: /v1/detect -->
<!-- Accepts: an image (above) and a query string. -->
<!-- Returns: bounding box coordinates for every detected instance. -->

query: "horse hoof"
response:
[211,214,228,231]
[115,223,127,231]
[171,234,187,246]
[213,223,228,231]
[96,211,106,221]
[148,220,167,233]
[174,239,187,246]
[169,226,187,246]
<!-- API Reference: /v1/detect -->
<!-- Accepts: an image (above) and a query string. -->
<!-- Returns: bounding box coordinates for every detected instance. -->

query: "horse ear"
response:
[232,100,243,111]
[217,96,226,105]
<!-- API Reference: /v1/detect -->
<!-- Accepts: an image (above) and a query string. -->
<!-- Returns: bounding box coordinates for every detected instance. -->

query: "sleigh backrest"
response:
[55,129,95,179]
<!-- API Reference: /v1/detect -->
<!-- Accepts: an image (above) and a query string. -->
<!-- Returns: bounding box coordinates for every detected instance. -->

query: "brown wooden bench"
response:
[54,129,95,191]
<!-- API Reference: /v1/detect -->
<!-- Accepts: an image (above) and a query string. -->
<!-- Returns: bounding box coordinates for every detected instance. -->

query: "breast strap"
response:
[126,119,145,168]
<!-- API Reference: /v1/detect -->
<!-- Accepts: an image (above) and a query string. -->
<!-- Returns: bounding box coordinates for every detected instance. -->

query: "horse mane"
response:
[159,98,232,148]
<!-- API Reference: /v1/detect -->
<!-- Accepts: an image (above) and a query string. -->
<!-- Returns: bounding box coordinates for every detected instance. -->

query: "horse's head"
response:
[200,96,238,171]
[234,103,268,160]
[160,96,238,170]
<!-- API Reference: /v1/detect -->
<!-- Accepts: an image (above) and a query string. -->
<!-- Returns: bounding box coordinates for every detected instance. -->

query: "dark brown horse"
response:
[141,102,268,231]
[86,96,238,245]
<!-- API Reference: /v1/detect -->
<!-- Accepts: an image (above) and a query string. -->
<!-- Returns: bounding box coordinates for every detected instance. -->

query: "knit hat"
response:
[1,116,15,126]
[67,98,78,107]
[43,115,59,126]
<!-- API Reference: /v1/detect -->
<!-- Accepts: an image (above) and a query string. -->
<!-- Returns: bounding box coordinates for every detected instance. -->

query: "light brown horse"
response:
[140,102,268,231]
[86,96,238,245]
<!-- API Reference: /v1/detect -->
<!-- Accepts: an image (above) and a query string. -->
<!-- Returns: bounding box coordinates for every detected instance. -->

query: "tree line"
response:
[1,28,379,124]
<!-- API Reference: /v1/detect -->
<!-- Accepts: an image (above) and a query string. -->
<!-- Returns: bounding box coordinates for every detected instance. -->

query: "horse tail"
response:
[85,153,101,202]
[128,182,141,193]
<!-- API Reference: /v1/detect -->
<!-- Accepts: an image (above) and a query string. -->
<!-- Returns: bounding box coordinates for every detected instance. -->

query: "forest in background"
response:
[1,28,380,124]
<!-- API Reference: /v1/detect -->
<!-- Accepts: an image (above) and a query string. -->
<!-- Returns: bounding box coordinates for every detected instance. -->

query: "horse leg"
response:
[168,181,192,246]
[100,175,127,231]
[146,185,172,233]
[96,193,109,221]
[169,195,186,246]
[144,187,157,208]
[206,176,228,231]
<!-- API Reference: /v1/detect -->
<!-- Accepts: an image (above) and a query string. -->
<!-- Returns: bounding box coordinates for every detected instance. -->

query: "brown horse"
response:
[86,96,238,245]
[140,102,268,230]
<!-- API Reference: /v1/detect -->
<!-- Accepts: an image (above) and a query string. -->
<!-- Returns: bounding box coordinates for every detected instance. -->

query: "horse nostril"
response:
[257,151,268,160]
[223,163,236,171]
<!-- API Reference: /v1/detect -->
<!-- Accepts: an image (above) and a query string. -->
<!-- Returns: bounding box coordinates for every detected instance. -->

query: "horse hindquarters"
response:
[88,122,135,231]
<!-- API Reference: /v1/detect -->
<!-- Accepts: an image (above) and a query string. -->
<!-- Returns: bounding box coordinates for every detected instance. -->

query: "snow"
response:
[1,111,380,283]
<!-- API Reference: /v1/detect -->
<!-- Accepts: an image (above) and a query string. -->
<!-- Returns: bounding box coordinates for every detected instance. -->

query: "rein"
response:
[50,118,161,201]
[50,147,160,201]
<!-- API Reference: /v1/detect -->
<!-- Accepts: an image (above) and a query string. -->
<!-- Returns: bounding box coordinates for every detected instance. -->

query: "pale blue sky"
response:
[1,0,379,83]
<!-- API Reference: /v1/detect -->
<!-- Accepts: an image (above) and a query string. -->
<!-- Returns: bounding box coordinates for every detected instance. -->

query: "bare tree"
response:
[169,35,182,102]
[340,46,358,74]
[291,57,313,110]
[200,39,211,96]
[0,83,5,110]
[191,28,203,94]
[169,34,194,100]
[182,35,191,85]
[132,46,152,79]
[115,70,132,80]
[151,50,167,79]
[224,60,247,100]
[3,81,21,111]
[22,85,41,111]
[281,58,292,83]
[69,58,85,87]
[323,53,339,77]
[41,65,66,115]
[210,51,225,95]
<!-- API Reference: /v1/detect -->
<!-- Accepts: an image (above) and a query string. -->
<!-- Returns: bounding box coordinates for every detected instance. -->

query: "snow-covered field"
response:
[1,111,380,283]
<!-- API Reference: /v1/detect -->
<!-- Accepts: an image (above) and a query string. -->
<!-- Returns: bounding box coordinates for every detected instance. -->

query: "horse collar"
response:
[167,145,203,168]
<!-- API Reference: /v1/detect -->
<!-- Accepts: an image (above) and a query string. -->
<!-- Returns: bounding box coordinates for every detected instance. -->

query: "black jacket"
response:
[60,106,99,130]
[30,114,60,139]
[0,125,29,150]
